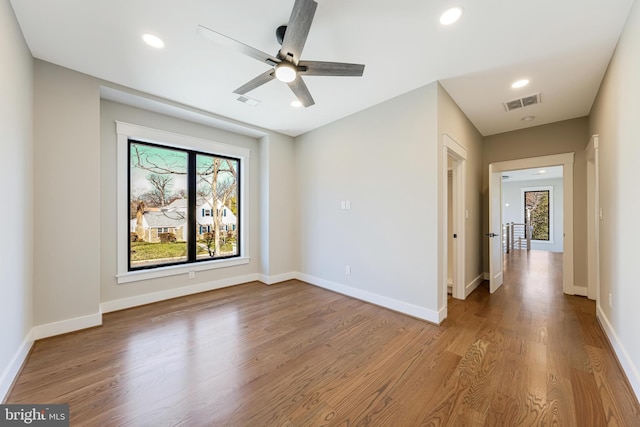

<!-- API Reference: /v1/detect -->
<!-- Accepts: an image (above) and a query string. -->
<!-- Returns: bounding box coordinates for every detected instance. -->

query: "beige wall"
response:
[29,59,295,329]
[262,132,298,278]
[437,84,485,295]
[33,60,101,325]
[0,0,34,399]
[295,83,441,321]
[100,100,262,303]
[482,117,591,286]
[589,0,640,397]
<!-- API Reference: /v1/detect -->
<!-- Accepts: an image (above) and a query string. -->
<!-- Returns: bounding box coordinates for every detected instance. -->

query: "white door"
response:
[489,164,504,293]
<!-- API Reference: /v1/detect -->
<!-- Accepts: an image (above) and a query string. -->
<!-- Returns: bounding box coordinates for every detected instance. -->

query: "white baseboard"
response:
[0,331,34,403]
[296,273,441,324]
[258,272,297,285]
[101,273,261,313]
[32,312,103,340]
[596,304,640,402]
[483,272,490,281]
[465,273,484,298]
[572,285,588,297]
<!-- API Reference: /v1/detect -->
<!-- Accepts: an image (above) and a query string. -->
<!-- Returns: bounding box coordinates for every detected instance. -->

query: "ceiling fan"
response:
[196,0,365,107]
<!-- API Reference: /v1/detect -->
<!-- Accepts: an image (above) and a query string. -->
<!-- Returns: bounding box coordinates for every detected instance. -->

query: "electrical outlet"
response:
[609,293,612,309]
[345,265,351,275]
[188,271,195,279]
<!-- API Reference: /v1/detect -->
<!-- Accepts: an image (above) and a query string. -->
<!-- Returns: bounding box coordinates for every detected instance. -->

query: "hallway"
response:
[447,249,639,425]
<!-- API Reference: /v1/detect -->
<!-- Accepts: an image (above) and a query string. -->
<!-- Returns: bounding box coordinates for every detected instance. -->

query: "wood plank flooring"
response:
[7,250,640,426]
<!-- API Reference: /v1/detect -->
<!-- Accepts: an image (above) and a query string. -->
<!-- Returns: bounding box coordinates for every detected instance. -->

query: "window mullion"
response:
[188,151,197,261]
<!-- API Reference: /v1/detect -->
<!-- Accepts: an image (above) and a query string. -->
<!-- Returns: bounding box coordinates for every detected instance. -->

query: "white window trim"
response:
[116,121,250,284]
[520,185,554,244]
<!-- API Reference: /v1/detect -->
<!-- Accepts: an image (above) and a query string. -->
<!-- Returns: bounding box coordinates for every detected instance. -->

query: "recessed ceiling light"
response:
[291,100,303,108]
[521,115,535,122]
[440,7,463,26]
[142,33,165,49]
[511,79,529,89]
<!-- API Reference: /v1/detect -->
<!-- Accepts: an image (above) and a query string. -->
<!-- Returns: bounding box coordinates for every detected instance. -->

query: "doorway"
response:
[502,165,564,253]
[441,134,467,310]
[488,153,575,295]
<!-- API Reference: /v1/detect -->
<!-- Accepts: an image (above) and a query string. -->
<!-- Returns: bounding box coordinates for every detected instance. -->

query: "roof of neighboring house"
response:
[166,198,212,211]
[143,210,186,228]
[162,198,236,225]
[165,198,188,210]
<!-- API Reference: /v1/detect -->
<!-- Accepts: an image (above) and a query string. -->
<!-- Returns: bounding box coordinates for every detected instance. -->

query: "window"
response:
[117,122,250,283]
[522,186,553,242]
[129,140,240,270]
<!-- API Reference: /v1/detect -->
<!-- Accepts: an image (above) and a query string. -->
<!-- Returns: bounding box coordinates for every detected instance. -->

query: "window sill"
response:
[116,256,250,284]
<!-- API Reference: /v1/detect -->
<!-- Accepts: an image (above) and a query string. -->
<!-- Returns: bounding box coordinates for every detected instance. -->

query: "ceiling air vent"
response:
[237,95,260,106]
[503,92,541,112]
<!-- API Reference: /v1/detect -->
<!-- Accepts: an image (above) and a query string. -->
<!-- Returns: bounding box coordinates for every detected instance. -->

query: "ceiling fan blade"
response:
[298,61,365,77]
[196,25,280,66]
[279,0,317,64]
[233,69,276,95]
[287,77,315,107]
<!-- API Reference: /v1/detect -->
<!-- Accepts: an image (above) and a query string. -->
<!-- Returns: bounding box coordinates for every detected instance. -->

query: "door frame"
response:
[586,135,600,302]
[488,152,575,295]
[440,134,467,309]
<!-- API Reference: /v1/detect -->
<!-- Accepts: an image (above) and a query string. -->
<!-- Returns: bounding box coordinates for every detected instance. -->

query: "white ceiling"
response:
[502,166,563,183]
[9,0,634,137]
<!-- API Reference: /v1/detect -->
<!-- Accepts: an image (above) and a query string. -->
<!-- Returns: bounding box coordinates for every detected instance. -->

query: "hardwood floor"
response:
[7,251,640,426]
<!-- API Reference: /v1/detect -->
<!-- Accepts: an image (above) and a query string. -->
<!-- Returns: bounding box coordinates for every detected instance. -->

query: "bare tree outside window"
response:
[196,154,238,259]
[128,140,240,270]
[129,143,188,268]
[524,190,550,241]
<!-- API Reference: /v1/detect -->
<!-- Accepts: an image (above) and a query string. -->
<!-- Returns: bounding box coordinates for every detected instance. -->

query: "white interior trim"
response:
[297,273,441,324]
[440,134,468,317]
[465,273,484,298]
[258,272,297,285]
[489,153,575,295]
[597,305,640,402]
[32,312,103,340]
[0,331,34,402]
[101,273,261,313]
[115,121,251,284]
[586,135,600,302]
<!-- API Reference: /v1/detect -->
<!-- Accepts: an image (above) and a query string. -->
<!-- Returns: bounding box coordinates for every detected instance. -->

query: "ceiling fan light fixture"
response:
[440,7,463,26]
[275,63,297,83]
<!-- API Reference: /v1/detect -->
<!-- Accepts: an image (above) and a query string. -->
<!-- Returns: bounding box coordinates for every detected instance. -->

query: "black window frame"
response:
[128,138,241,272]
[523,189,550,241]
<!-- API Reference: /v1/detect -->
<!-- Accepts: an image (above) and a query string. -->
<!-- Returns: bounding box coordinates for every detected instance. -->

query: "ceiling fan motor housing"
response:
[276,25,287,45]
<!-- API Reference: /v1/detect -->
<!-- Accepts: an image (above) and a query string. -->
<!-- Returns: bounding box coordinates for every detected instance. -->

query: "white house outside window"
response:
[116,122,250,284]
